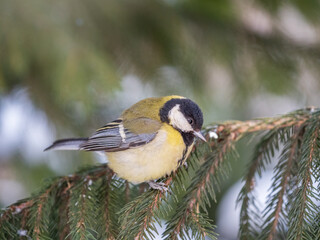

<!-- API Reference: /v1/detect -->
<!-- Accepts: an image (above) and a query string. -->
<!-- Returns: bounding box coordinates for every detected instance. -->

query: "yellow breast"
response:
[106,124,191,183]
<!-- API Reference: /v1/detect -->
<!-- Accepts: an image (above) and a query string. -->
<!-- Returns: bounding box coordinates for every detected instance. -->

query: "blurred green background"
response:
[1,0,320,239]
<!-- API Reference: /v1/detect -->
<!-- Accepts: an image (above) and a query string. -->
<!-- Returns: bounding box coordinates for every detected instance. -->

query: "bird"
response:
[45,95,206,190]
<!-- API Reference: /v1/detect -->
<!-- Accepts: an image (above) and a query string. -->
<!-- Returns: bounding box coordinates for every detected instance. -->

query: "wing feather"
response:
[80,118,159,152]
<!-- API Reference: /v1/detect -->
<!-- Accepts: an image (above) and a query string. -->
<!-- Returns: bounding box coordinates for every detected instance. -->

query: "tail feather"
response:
[44,138,88,151]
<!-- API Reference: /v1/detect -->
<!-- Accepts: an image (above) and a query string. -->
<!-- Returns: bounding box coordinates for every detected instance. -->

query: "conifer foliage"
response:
[0,108,319,239]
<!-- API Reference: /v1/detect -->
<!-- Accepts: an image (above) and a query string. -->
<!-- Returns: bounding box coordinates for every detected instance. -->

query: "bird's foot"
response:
[148,181,168,192]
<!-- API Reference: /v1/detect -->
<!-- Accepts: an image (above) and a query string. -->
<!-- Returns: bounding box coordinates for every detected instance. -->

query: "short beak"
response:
[193,130,207,142]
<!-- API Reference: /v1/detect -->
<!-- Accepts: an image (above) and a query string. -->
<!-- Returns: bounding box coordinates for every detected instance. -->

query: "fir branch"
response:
[163,139,234,240]
[238,130,281,239]
[97,172,122,239]
[237,127,294,239]
[162,109,312,240]
[0,200,33,224]
[56,187,71,240]
[213,109,309,137]
[259,126,304,240]
[67,177,98,240]
[117,177,173,240]
[310,212,320,239]
[28,181,58,240]
[0,200,33,239]
[0,108,318,239]
[287,121,320,240]
[0,165,111,239]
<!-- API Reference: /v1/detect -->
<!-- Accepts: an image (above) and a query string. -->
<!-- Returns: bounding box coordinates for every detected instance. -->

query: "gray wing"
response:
[80,119,157,152]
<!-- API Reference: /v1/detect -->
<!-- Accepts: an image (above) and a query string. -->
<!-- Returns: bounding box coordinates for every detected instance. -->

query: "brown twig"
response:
[59,190,71,240]
[206,114,309,143]
[102,171,116,240]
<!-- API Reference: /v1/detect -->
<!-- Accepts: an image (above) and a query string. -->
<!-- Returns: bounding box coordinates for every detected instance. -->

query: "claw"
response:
[148,181,168,192]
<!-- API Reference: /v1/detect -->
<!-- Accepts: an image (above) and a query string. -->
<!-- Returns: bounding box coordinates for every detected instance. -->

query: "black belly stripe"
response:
[178,146,189,167]
[176,132,194,167]
[180,132,194,147]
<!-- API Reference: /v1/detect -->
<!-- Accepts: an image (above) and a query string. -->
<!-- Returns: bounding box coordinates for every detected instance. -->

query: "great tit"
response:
[45,96,206,190]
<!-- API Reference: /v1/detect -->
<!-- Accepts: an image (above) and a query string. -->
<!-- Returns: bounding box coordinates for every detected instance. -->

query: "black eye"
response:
[187,118,194,125]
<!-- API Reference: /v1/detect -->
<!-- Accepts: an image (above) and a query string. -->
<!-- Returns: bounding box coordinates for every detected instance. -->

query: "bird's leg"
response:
[148,181,168,192]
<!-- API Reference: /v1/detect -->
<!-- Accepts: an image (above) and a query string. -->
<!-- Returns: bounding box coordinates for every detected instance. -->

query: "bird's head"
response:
[159,97,206,142]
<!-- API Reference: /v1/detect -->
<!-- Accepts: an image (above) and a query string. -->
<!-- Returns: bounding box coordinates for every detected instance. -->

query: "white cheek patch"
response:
[168,104,193,132]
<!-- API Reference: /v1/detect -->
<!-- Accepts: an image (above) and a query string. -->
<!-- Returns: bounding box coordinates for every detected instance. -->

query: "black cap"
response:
[159,98,204,131]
